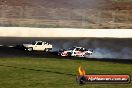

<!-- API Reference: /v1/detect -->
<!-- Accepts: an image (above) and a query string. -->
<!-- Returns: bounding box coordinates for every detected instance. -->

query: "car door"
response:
[34,42,43,51]
[72,47,80,56]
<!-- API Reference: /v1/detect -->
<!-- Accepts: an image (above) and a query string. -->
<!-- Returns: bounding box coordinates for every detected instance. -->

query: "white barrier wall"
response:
[0,27,132,38]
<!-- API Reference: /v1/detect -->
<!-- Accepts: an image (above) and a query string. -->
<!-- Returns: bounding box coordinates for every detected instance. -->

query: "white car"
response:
[59,47,93,57]
[23,41,52,52]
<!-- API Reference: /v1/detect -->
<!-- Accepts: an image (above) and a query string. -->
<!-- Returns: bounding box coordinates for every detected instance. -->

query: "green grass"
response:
[0,57,131,88]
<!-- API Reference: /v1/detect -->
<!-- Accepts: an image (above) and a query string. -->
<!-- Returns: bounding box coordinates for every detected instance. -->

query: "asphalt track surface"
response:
[0,37,132,64]
[0,46,132,64]
[0,37,84,58]
[0,46,56,58]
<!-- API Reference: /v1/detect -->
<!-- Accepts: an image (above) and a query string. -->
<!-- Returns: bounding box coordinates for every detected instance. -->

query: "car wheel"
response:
[67,52,71,57]
[45,48,49,52]
[28,47,33,51]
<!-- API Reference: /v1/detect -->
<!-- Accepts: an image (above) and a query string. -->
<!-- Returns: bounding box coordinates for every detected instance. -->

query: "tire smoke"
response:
[52,38,132,59]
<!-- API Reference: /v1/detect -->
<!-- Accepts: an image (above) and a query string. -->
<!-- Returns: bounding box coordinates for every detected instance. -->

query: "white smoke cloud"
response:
[89,48,117,59]
[119,48,132,59]
[88,47,132,59]
[51,39,132,59]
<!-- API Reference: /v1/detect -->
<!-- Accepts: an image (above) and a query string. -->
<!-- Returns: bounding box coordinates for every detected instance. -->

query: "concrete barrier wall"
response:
[0,27,132,38]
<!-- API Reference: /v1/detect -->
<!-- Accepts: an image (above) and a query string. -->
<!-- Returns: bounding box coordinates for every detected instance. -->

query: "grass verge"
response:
[0,57,131,88]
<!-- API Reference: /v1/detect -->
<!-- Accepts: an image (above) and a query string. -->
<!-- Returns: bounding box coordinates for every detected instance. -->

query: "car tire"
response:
[67,52,71,57]
[45,48,49,52]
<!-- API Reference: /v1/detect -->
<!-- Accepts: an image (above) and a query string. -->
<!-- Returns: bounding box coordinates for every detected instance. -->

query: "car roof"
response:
[75,47,83,48]
[35,41,43,42]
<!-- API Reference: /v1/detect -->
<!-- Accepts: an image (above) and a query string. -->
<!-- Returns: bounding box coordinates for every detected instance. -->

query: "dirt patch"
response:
[1,0,132,10]
[0,0,113,9]
[0,0,132,28]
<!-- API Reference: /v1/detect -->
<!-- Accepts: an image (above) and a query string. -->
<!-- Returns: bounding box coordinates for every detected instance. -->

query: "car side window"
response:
[80,48,84,52]
[36,42,42,45]
[75,48,80,51]
[44,42,46,44]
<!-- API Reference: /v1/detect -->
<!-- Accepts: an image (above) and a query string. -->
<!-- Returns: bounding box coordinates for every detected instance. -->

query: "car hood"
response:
[23,44,32,47]
[63,50,73,53]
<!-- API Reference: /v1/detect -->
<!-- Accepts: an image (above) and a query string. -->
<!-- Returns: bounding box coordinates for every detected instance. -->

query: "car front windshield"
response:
[68,47,76,50]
